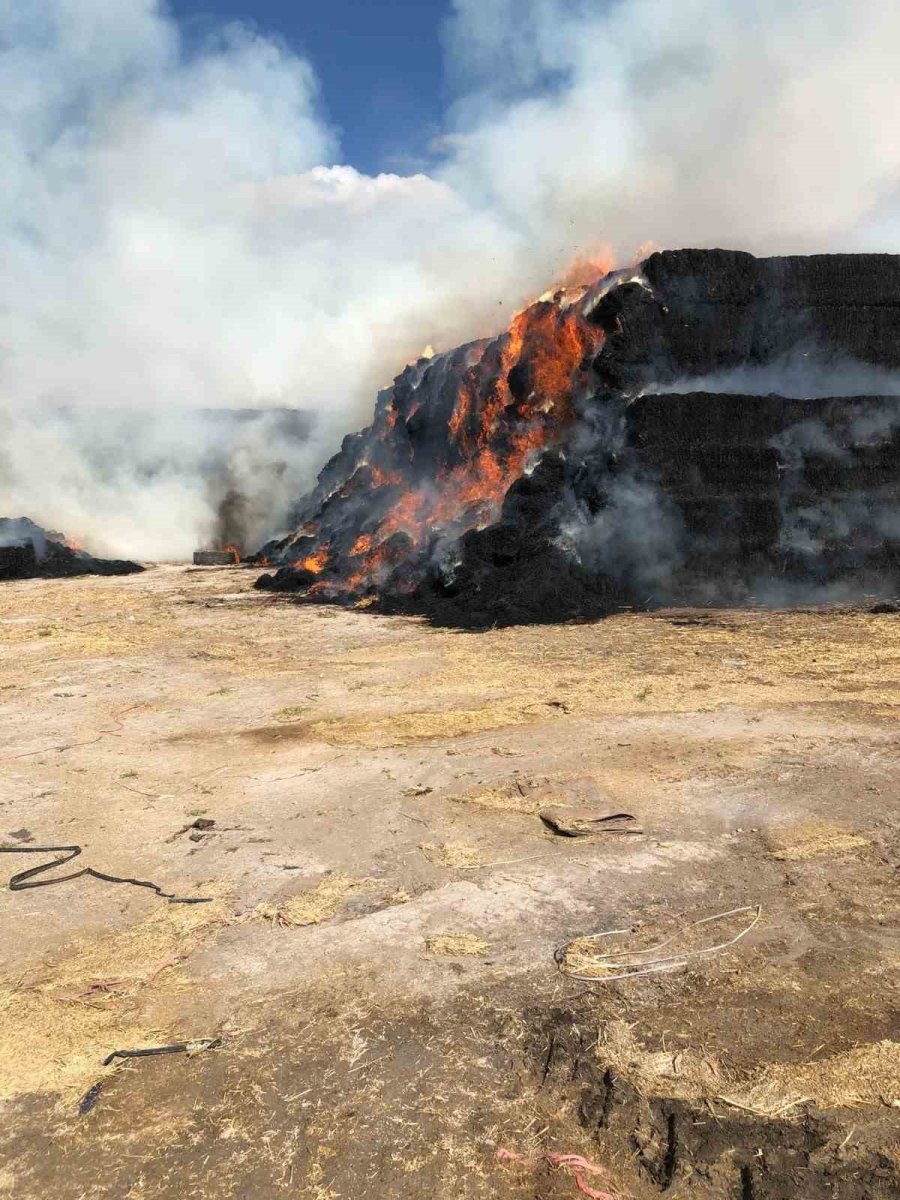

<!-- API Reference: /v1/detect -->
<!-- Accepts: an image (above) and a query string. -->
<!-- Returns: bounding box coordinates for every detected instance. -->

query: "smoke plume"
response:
[650,352,900,401]
[2,0,900,557]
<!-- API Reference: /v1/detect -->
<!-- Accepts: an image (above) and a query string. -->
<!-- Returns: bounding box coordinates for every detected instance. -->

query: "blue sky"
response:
[168,0,451,175]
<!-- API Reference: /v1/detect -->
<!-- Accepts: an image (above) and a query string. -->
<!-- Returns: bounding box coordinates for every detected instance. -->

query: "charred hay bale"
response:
[595,251,900,391]
[193,550,237,566]
[0,543,37,580]
[255,566,319,592]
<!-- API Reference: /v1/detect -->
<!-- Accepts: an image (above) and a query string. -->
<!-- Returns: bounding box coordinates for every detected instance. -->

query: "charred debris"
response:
[250,248,900,624]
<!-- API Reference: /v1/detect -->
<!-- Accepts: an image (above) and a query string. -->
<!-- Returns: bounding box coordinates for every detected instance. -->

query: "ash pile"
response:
[256,250,900,626]
[0,518,143,581]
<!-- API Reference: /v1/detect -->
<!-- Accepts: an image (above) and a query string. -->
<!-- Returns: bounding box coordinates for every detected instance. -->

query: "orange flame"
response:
[222,544,241,564]
[294,545,330,574]
[554,246,616,291]
[284,268,614,599]
[368,467,404,489]
[342,296,603,593]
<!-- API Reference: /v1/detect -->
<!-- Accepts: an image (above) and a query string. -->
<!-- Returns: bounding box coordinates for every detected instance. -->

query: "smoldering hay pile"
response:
[0,518,143,581]
[256,249,900,626]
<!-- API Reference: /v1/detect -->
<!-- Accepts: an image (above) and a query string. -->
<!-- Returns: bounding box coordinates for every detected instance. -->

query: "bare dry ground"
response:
[1,564,900,1198]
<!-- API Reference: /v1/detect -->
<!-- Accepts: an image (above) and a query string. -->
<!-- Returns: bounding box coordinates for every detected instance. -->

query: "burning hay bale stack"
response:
[256,249,900,625]
[0,518,143,581]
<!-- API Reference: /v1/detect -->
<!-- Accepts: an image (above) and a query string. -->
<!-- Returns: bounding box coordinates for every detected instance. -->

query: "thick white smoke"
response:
[0,1,527,557]
[443,0,900,257]
[2,0,900,557]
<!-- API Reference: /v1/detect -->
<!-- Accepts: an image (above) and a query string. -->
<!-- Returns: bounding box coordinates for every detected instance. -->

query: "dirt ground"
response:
[2,564,900,1198]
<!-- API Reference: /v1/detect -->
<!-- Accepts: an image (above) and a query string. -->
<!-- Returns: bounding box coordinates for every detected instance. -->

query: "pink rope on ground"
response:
[495,1148,618,1199]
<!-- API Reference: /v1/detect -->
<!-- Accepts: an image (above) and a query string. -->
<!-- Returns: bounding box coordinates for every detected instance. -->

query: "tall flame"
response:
[278,265,612,599]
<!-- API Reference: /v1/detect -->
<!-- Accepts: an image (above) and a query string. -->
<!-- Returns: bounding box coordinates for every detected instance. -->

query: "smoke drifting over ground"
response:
[3,1,900,556]
[0,407,312,560]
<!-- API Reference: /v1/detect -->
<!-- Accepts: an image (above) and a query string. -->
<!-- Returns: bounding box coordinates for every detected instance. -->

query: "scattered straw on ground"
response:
[0,986,148,1102]
[420,842,483,869]
[599,1021,724,1099]
[425,933,490,957]
[306,704,530,748]
[766,1040,900,1108]
[764,821,870,861]
[560,907,759,981]
[452,778,549,816]
[0,897,229,1100]
[275,704,313,722]
[597,1021,900,1116]
[449,773,619,819]
[562,939,620,980]
[256,874,370,927]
